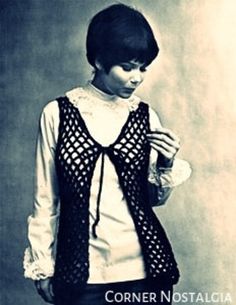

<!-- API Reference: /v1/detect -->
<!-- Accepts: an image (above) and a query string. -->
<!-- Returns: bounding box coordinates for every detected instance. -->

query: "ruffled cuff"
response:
[148,158,192,188]
[23,247,55,280]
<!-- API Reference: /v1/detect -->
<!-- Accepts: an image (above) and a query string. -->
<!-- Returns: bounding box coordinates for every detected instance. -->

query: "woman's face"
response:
[93,60,147,98]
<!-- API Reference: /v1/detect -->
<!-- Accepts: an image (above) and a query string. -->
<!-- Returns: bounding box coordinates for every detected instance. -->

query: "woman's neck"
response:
[86,81,118,102]
[91,73,114,96]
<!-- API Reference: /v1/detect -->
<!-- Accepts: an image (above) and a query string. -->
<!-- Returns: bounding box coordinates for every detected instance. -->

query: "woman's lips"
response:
[123,88,135,93]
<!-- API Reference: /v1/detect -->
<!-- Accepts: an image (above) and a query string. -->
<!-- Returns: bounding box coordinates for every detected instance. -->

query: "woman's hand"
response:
[35,277,54,304]
[147,127,180,167]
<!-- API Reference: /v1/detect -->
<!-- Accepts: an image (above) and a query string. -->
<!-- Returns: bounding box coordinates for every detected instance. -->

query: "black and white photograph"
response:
[1,1,236,304]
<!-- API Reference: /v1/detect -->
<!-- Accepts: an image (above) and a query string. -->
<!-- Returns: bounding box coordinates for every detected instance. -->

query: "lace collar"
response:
[65,82,141,112]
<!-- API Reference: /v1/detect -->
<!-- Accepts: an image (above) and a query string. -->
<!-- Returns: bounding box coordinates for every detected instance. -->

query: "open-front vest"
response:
[53,96,179,291]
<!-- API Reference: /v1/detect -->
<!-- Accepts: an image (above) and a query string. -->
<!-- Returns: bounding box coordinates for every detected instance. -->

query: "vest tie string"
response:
[92,147,107,238]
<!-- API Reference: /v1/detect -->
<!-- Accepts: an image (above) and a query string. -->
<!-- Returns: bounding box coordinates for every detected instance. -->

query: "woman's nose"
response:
[130,71,143,86]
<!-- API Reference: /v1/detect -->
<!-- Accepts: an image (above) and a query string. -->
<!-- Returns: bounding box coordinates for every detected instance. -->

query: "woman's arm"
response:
[23,101,60,281]
[147,107,192,207]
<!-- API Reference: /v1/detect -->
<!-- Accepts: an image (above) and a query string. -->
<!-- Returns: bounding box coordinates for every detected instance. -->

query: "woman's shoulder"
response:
[42,86,85,113]
[39,100,60,131]
[65,86,87,100]
[138,99,162,130]
[134,95,162,128]
[65,86,89,108]
[41,100,59,119]
[149,106,162,130]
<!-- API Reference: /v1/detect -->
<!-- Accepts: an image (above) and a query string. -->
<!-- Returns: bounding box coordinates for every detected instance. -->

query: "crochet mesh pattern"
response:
[54,96,179,290]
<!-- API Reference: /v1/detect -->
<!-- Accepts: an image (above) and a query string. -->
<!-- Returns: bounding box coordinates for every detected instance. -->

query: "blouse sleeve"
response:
[23,101,60,280]
[148,107,192,207]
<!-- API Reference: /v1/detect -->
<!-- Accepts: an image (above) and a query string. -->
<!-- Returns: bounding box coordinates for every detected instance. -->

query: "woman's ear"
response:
[94,59,103,71]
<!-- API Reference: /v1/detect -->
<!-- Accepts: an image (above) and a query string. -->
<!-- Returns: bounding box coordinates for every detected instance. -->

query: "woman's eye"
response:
[120,65,132,72]
[120,63,147,72]
[140,67,147,72]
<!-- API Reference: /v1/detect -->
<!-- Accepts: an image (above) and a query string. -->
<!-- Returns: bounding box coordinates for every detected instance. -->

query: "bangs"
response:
[99,22,159,70]
[119,32,158,65]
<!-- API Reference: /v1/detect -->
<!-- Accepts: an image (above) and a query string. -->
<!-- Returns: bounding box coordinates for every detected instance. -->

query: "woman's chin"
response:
[118,90,135,99]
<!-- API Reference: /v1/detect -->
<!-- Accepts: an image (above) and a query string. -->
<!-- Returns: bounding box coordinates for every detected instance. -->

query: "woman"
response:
[24,4,191,305]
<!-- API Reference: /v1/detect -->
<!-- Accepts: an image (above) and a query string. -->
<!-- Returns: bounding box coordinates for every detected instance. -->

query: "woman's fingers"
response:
[149,139,179,153]
[148,127,180,141]
[147,129,180,147]
[35,278,54,304]
[147,128,181,159]
[150,143,175,160]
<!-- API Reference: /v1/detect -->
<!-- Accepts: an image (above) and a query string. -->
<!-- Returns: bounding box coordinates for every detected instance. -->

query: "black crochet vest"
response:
[53,96,180,291]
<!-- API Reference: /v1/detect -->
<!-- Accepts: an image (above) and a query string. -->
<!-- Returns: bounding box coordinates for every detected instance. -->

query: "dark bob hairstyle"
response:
[86,3,159,72]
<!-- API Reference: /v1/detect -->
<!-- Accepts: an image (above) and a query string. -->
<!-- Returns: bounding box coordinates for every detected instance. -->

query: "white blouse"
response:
[23,82,191,282]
